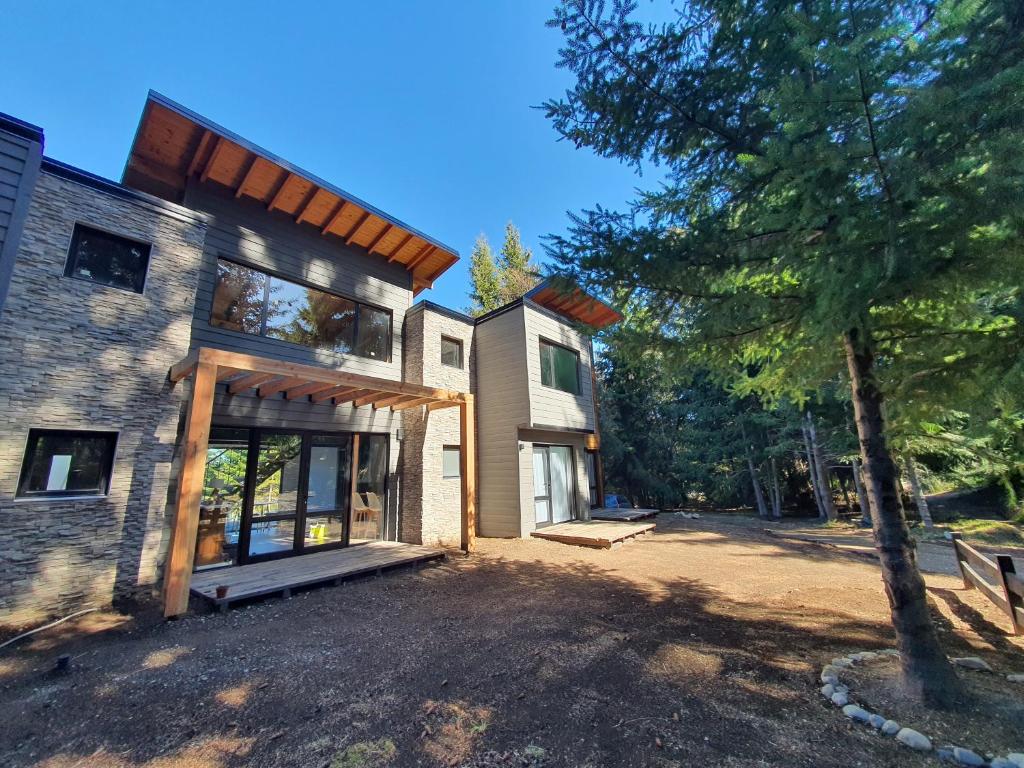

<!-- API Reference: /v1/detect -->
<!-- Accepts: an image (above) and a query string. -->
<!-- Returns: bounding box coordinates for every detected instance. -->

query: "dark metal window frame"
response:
[63,222,153,294]
[211,425,391,568]
[16,428,119,499]
[538,337,581,395]
[440,335,464,369]
[211,256,394,363]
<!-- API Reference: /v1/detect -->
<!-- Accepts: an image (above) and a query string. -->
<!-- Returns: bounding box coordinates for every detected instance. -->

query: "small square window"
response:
[17,429,118,498]
[65,224,151,293]
[442,445,461,479]
[440,336,463,369]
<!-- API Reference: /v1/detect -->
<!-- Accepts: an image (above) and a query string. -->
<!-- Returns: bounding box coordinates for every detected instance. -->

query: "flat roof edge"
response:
[0,110,44,145]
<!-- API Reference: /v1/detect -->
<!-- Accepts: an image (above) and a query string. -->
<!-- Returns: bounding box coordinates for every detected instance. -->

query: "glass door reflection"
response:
[246,432,303,560]
[304,435,351,549]
[351,434,387,543]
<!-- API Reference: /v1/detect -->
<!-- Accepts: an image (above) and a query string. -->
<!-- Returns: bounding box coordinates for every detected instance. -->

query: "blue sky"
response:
[1,1,654,311]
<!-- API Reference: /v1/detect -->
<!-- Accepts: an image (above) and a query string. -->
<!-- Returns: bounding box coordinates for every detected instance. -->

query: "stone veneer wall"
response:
[0,171,207,628]
[401,306,474,548]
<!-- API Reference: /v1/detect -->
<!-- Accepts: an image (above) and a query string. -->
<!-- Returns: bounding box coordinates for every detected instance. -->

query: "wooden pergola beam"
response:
[257,375,308,399]
[364,224,394,256]
[310,385,359,403]
[332,388,375,406]
[353,391,396,408]
[163,358,217,617]
[390,396,434,411]
[227,372,277,395]
[372,393,417,410]
[284,381,339,400]
[460,394,476,553]
[426,400,461,411]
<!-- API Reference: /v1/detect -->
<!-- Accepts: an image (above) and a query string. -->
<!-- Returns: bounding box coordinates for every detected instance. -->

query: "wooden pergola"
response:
[162,346,475,617]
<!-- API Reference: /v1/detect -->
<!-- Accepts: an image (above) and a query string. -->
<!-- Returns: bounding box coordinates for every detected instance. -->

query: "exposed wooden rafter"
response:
[333,388,375,405]
[227,372,276,395]
[186,130,214,177]
[294,187,322,225]
[267,173,295,212]
[310,385,359,403]
[387,233,414,262]
[321,200,349,235]
[199,136,226,184]
[234,156,261,198]
[407,244,436,272]
[365,224,394,256]
[374,393,417,410]
[284,381,339,400]
[257,375,308,399]
[391,396,434,411]
[344,212,373,244]
[353,391,395,408]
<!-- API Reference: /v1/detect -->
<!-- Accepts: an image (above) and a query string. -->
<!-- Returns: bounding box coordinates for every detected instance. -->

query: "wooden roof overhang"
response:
[526,282,622,330]
[122,91,459,294]
[162,347,476,617]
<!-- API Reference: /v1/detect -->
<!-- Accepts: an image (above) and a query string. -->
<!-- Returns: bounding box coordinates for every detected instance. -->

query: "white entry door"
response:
[533,445,575,526]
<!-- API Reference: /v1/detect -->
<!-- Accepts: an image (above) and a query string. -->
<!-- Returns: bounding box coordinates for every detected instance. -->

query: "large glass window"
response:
[210,260,267,334]
[17,429,117,498]
[440,336,463,369]
[210,258,391,361]
[64,224,150,293]
[196,428,249,569]
[539,340,580,394]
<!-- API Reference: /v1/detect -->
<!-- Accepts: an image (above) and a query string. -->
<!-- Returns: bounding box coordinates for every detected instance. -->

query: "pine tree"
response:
[498,222,539,302]
[546,0,1024,706]
[467,234,502,315]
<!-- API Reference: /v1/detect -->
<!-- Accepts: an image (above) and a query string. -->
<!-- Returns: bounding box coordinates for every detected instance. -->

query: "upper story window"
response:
[210,258,392,362]
[17,429,118,498]
[440,336,463,369]
[64,224,151,293]
[539,339,581,395]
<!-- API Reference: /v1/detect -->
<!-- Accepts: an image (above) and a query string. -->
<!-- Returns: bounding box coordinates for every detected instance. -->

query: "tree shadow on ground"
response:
[0,547,946,768]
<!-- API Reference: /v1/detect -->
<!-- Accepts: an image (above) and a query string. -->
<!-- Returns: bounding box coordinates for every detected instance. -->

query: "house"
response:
[0,94,620,628]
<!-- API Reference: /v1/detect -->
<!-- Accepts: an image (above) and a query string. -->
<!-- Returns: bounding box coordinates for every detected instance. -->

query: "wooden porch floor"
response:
[190,541,445,610]
[530,519,656,549]
[590,507,659,522]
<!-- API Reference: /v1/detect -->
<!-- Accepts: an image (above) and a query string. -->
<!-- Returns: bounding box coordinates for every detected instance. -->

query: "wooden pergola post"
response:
[459,394,476,553]
[163,357,217,617]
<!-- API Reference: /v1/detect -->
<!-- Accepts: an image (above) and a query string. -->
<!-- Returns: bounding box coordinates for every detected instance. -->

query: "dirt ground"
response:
[1,514,1022,768]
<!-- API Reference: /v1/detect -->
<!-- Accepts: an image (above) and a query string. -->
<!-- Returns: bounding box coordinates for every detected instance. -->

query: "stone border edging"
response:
[819,651,1024,767]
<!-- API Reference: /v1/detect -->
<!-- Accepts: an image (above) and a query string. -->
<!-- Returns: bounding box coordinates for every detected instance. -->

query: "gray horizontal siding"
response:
[524,302,596,432]
[474,305,530,537]
[0,127,42,316]
[184,181,412,381]
[0,132,31,260]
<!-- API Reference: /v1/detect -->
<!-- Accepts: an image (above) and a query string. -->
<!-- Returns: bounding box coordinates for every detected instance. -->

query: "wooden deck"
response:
[530,519,656,549]
[190,541,445,611]
[590,507,659,522]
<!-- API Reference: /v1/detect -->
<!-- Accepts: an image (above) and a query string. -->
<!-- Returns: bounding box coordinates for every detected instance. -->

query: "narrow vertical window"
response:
[442,445,461,478]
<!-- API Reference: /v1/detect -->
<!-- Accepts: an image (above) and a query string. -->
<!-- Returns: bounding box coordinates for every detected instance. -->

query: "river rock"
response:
[1005,754,1024,768]
[853,651,879,662]
[868,714,886,729]
[881,720,901,736]
[990,758,1015,768]
[832,657,854,668]
[842,704,871,723]
[821,665,841,683]
[951,747,986,766]
[820,683,836,699]
[951,656,993,672]
[896,728,932,751]
[831,691,849,707]
[1007,673,1024,683]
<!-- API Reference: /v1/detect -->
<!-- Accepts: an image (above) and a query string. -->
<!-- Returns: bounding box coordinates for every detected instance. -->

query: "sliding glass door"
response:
[533,445,576,527]
[195,427,388,569]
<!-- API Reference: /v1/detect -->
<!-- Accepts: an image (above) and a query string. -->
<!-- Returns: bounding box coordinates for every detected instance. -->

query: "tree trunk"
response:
[844,328,963,707]
[852,457,870,525]
[807,412,837,521]
[840,472,854,515]
[802,423,827,518]
[746,452,770,519]
[905,457,934,528]
[769,455,783,519]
